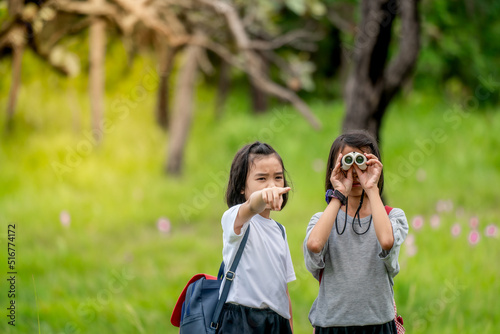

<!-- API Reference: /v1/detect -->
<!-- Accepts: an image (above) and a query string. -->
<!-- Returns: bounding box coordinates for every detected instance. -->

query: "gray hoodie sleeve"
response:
[303,212,327,281]
[378,207,409,277]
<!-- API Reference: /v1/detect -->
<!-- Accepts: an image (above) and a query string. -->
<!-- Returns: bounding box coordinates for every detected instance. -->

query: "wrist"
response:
[248,191,266,213]
[325,189,347,206]
[364,186,379,197]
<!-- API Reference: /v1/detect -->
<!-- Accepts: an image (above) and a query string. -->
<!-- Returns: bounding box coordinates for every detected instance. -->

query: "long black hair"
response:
[325,130,384,196]
[225,141,290,208]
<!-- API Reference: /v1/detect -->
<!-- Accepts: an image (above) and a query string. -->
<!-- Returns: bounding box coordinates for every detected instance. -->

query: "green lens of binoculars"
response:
[356,155,365,164]
[344,156,353,164]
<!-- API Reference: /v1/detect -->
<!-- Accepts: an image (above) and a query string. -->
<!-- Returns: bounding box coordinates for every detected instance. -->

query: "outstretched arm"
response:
[233,186,291,234]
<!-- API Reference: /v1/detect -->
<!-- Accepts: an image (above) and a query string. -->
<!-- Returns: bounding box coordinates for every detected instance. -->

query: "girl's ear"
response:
[240,189,245,194]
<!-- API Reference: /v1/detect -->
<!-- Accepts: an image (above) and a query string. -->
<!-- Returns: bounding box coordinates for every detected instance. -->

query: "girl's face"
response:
[339,145,368,196]
[243,155,284,205]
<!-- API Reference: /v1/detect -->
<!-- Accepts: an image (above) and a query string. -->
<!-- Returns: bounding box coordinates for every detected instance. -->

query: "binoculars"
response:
[341,152,367,170]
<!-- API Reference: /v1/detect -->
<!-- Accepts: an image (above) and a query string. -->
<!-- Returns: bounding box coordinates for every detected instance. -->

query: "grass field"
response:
[1,51,499,333]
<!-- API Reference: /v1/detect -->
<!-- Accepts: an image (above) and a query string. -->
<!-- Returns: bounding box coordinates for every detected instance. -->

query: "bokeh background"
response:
[1,0,499,333]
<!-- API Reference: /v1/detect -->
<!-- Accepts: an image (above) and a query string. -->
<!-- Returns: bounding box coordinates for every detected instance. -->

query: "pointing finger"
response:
[278,187,291,195]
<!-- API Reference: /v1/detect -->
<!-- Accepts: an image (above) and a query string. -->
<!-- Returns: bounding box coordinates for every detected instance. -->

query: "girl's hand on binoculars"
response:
[354,153,382,193]
[331,153,353,196]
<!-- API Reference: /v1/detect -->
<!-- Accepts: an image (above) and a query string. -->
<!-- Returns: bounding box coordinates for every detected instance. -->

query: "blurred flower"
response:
[157,217,171,234]
[430,214,440,229]
[416,168,427,182]
[469,216,479,229]
[436,200,453,213]
[406,233,415,246]
[485,224,498,238]
[436,200,446,213]
[411,215,424,230]
[451,223,461,237]
[60,210,71,227]
[468,230,480,246]
[406,244,418,257]
[312,158,325,173]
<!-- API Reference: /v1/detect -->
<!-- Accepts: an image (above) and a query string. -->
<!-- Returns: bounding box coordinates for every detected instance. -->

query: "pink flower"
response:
[406,245,418,257]
[468,230,480,246]
[411,216,424,230]
[436,200,446,213]
[430,214,440,229]
[406,234,415,246]
[451,223,461,237]
[312,159,325,173]
[485,224,498,238]
[436,200,453,213]
[60,211,71,227]
[469,216,479,229]
[416,168,427,182]
[157,217,171,234]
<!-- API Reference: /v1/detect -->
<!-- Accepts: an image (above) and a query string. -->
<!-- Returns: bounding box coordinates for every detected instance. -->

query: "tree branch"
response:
[111,0,188,47]
[195,0,321,129]
[383,0,420,98]
[249,29,321,51]
[49,0,117,16]
[191,34,321,129]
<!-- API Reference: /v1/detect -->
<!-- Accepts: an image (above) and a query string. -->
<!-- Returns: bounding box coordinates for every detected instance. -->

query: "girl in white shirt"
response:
[218,141,296,334]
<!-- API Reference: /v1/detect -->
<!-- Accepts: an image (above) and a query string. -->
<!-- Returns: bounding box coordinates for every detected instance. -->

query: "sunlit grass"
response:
[0,50,499,333]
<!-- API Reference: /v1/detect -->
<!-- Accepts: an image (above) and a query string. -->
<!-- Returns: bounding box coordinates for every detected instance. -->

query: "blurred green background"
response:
[1,0,500,333]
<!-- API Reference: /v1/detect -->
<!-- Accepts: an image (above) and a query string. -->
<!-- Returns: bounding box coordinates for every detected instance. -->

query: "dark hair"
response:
[325,130,384,196]
[226,141,289,208]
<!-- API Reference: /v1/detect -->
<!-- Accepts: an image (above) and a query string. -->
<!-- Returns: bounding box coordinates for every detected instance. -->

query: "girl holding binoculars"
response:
[304,130,409,334]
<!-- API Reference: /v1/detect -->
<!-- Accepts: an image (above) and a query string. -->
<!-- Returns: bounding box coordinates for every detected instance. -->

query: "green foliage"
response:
[407,0,500,102]
[259,0,500,103]
[1,49,500,333]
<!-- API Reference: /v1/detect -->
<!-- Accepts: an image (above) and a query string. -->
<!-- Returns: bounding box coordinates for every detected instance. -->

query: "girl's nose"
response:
[268,180,277,188]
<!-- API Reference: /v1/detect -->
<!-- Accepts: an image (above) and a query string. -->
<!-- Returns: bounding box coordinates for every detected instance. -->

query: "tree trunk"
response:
[89,0,106,142]
[343,0,420,141]
[6,41,24,130]
[215,58,230,119]
[249,53,269,113]
[7,0,23,16]
[156,44,178,130]
[166,41,201,175]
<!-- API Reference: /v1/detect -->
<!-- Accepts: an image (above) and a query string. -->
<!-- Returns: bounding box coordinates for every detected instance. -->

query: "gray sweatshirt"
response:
[303,207,409,327]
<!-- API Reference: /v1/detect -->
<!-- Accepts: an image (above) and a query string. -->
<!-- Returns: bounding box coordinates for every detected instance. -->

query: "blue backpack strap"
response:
[275,221,285,240]
[210,224,251,330]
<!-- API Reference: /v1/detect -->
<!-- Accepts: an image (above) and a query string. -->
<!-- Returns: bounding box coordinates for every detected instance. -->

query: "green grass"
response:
[1,50,499,333]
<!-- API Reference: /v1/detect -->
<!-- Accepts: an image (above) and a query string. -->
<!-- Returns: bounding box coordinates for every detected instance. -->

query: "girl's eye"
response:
[276,176,283,180]
[257,177,265,181]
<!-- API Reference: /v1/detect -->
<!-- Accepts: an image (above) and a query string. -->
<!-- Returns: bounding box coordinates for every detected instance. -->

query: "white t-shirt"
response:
[220,204,296,319]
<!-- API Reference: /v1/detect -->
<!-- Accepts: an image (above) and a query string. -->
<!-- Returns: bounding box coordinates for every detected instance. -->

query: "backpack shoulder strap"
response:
[211,224,251,329]
[275,221,285,240]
